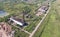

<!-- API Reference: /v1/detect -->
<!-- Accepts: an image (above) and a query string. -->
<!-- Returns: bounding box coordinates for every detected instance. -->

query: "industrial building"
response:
[9,17,28,26]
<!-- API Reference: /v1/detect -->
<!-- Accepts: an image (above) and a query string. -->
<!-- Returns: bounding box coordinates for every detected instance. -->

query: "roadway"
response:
[29,4,51,37]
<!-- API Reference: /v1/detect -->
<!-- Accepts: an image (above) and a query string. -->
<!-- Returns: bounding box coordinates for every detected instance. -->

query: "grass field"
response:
[12,25,29,37]
[33,0,60,37]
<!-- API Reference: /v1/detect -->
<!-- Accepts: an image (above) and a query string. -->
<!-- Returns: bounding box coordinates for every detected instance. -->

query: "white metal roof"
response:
[10,18,23,26]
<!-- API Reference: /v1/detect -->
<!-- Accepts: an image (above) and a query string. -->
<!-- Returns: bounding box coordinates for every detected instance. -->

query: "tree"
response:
[23,6,31,15]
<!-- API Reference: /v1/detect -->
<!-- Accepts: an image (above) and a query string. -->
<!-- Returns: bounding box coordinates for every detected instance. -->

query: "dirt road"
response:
[29,4,51,37]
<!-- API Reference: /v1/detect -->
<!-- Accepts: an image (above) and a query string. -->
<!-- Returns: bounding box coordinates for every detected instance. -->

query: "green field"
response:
[33,0,60,37]
[12,25,29,37]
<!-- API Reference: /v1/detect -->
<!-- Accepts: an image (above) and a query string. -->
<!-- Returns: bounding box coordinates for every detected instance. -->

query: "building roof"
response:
[10,17,25,26]
[36,4,49,16]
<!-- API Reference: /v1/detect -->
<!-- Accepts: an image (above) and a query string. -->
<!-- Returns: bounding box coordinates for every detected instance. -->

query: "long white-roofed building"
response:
[9,17,28,26]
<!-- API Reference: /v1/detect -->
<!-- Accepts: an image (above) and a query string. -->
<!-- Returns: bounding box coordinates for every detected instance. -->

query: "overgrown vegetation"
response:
[12,26,29,37]
[33,0,60,37]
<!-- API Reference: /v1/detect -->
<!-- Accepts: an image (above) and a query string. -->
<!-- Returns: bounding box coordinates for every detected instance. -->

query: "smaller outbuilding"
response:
[36,2,49,16]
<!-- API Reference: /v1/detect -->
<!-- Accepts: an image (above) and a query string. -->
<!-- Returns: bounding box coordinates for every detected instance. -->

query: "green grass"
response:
[12,25,29,37]
[33,1,60,37]
[24,17,41,32]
